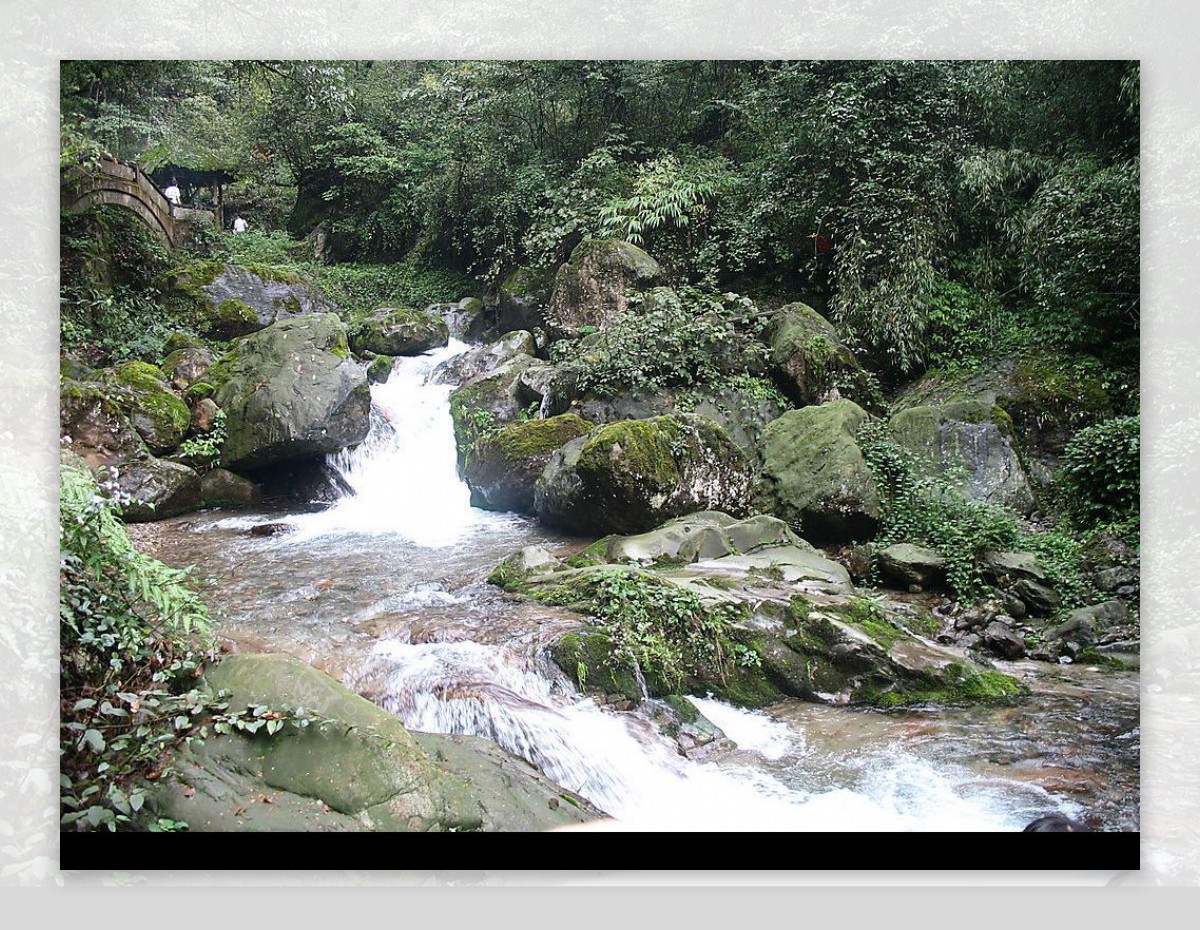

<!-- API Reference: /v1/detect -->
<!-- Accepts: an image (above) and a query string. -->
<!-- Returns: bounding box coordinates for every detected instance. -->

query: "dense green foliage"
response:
[550,287,767,397]
[62,59,1139,385]
[1057,415,1141,527]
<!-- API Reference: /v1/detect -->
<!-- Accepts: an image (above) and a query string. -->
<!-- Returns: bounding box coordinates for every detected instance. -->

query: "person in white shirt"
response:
[232,216,249,234]
[163,182,182,206]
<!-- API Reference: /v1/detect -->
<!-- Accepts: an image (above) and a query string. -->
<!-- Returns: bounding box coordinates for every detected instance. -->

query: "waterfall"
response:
[288,340,518,546]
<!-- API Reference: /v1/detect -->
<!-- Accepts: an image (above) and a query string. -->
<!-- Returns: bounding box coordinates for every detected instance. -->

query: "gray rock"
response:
[878,543,947,589]
[545,239,662,339]
[890,400,1035,515]
[434,331,536,386]
[200,467,261,508]
[982,620,1027,659]
[534,414,752,536]
[161,347,215,390]
[754,400,880,543]
[214,314,371,471]
[107,457,202,522]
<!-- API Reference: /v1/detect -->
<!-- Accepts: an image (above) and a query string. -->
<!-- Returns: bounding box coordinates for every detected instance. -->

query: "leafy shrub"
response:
[60,457,216,831]
[314,261,473,317]
[1057,415,1140,526]
[857,420,1023,598]
[545,568,749,689]
[550,287,768,398]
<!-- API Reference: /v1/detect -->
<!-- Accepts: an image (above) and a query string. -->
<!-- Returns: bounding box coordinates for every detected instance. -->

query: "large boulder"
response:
[463,414,595,514]
[765,302,883,412]
[347,307,449,357]
[891,352,1113,488]
[89,361,191,455]
[889,399,1036,515]
[755,400,880,543]
[60,379,146,469]
[534,414,753,535]
[545,239,662,339]
[200,467,262,508]
[448,355,542,466]
[151,654,594,832]
[212,314,371,471]
[173,263,340,340]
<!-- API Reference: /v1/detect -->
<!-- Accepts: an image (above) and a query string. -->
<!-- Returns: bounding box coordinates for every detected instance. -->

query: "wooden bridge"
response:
[61,156,215,247]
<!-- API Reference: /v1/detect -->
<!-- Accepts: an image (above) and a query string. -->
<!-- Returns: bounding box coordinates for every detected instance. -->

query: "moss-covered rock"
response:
[366,354,394,384]
[213,314,371,471]
[765,302,884,412]
[160,346,215,391]
[168,262,340,340]
[90,361,191,455]
[889,398,1036,515]
[755,400,880,543]
[152,653,593,832]
[545,239,662,339]
[448,355,542,467]
[347,307,449,357]
[535,414,753,535]
[464,414,594,514]
[495,266,555,335]
[60,378,145,469]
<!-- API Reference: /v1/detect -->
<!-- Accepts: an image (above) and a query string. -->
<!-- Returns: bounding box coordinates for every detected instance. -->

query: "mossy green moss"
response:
[577,417,683,486]
[862,662,1025,708]
[550,630,644,703]
[493,415,594,462]
[217,298,257,326]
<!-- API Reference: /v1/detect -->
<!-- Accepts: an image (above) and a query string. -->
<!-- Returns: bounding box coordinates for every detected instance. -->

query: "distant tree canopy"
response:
[60,59,1139,377]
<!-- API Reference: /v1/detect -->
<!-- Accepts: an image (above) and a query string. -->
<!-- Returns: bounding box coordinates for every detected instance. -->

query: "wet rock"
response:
[366,354,394,384]
[463,414,594,515]
[201,468,261,508]
[448,355,543,466]
[494,266,555,336]
[348,307,449,357]
[534,414,752,536]
[427,296,490,342]
[151,653,594,832]
[433,331,536,386]
[755,400,880,543]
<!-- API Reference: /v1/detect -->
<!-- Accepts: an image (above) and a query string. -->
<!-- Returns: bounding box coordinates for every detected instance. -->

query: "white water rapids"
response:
[200,340,1115,832]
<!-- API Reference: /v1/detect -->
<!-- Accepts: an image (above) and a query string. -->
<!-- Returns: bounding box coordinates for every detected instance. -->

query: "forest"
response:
[58,60,1140,837]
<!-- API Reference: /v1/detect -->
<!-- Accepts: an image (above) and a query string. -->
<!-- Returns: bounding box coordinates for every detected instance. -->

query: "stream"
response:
[131,340,1140,832]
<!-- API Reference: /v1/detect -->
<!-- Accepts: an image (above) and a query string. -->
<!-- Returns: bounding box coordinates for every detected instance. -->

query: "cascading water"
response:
[287,339,519,546]
[153,344,1138,833]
